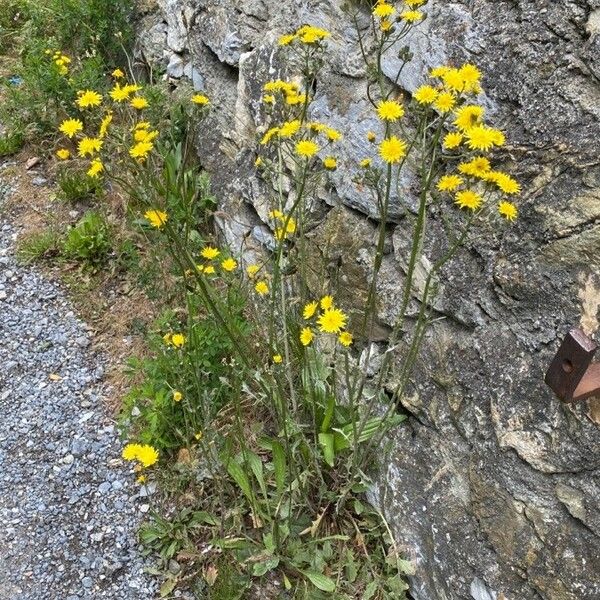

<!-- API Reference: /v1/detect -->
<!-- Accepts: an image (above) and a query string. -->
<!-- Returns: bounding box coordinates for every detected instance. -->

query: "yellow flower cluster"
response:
[301,296,353,347]
[46,50,71,75]
[190,246,239,276]
[122,443,159,468]
[263,79,307,107]
[269,210,297,241]
[416,64,521,220]
[278,25,331,46]
[372,0,427,31]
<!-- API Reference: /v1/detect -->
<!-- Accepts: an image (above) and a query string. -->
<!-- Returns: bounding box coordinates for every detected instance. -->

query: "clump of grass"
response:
[0,131,24,157]
[17,229,61,263]
[57,169,103,204]
[62,210,112,266]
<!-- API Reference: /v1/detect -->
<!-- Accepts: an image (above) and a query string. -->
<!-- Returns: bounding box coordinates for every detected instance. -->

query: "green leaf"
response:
[300,569,336,592]
[318,432,335,467]
[252,557,280,577]
[272,441,286,496]
[160,578,177,597]
[320,395,335,433]
[226,460,254,505]
[246,451,267,500]
[362,580,378,600]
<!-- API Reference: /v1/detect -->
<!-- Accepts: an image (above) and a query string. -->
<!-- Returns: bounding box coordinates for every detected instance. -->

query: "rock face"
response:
[137,1,600,598]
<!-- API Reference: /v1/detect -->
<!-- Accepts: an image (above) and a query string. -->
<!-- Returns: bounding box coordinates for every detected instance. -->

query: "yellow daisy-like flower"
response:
[303,301,318,319]
[339,331,353,347]
[279,119,301,138]
[317,308,348,334]
[261,127,280,145]
[255,280,269,296]
[173,390,183,402]
[122,443,143,461]
[300,327,314,346]
[373,3,395,18]
[272,354,283,364]
[455,190,483,211]
[320,295,334,310]
[413,85,438,105]
[201,246,220,260]
[130,96,149,110]
[191,94,210,105]
[56,149,71,160]
[278,33,296,46]
[76,90,102,109]
[297,25,330,44]
[377,100,405,122]
[109,84,131,102]
[171,333,186,348]
[137,475,147,484]
[400,10,424,22]
[498,200,518,221]
[379,136,407,164]
[296,140,319,158]
[247,264,260,278]
[78,137,103,157]
[488,171,521,195]
[453,105,484,131]
[380,19,393,32]
[87,159,104,178]
[134,129,158,143]
[221,257,237,272]
[204,265,216,275]
[441,68,465,93]
[144,209,168,228]
[136,445,159,468]
[433,92,456,113]
[59,118,83,138]
[323,157,337,170]
[99,113,113,138]
[430,66,450,78]
[465,125,504,152]
[458,156,491,178]
[112,68,125,78]
[262,94,275,104]
[459,63,482,93]
[367,131,377,143]
[360,158,372,168]
[129,141,154,161]
[443,132,463,149]
[135,121,151,130]
[325,127,342,142]
[437,175,463,192]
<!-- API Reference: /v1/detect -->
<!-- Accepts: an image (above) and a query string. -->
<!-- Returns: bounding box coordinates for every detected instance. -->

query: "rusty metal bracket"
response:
[545,328,600,403]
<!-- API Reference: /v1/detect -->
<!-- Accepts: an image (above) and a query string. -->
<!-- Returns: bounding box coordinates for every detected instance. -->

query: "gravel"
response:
[0,179,157,598]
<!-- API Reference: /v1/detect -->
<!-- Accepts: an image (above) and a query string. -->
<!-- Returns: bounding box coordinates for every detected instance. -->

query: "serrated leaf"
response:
[300,569,336,592]
[318,432,335,467]
[362,580,378,600]
[160,578,176,597]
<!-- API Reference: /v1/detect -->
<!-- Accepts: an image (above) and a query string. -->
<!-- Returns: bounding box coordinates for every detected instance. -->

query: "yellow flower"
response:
[323,157,337,170]
[191,94,210,105]
[360,158,372,168]
[135,121,151,130]
[273,354,283,364]
[373,3,395,18]
[453,105,484,131]
[455,190,483,211]
[261,127,280,145]
[433,92,456,113]
[325,127,342,142]
[78,137,103,157]
[487,171,520,195]
[379,136,407,163]
[122,443,143,461]
[339,331,353,347]
[201,246,220,260]
[255,280,269,296]
[443,132,463,149]
[109,84,131,102]
[173,390,183,402]
[465,125,504,152]
[498,201,518,221]
[137,475,147,484]
[247,264,260,278]
[441,68,465,93]
[123,84,142,95]
[134,129,158,143]
[320,295,334,310]
[458,156,491,178]
[405,0,426,6]
[130,96,149,110]
[380,19,393,32]
[430,66,450,78]
[87,159,104,178]
[278,33,296,46]
[76,90,102,109]
[413,85,438,105]
[377,100,405,121]
[300,327,314,346]
[112,68,125,78]
[296,25,330,44]
[136,445,159,468]
[255,157,263,167]
[296,140,319,158]
[99,113,113,138]
[221,257,237,271]
[262,94,275,104]
[59,118,83,138]
[437,175,463,192]
[204,265,216,275]
[303,301,318,319]
[145,209,168,228]
[129,141,154,161]
[459,63,482,93]
[401,10,424,22]
[171,333,186,348]
[367,131,376,143]
[317,308,347,334]
[279,119,301,138]
[269,209,284,220]
[56,149,71,160]
[194,432,203,441]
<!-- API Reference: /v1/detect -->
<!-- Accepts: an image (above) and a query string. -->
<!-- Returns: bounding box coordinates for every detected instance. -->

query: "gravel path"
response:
[0,183,157,598]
